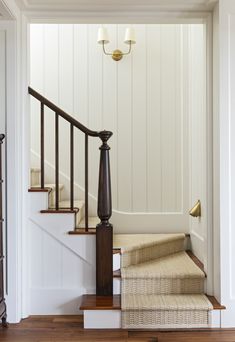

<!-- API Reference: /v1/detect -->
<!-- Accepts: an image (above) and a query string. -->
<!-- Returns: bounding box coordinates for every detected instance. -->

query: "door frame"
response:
[2,2,216,322]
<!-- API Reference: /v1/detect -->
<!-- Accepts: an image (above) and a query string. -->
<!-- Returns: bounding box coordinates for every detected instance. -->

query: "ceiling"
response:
[0,1,14,19]
[15,0,218,19]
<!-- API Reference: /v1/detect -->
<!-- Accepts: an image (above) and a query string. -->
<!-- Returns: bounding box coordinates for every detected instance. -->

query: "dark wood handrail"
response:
[29,87,100,137]
[29,87,114,296]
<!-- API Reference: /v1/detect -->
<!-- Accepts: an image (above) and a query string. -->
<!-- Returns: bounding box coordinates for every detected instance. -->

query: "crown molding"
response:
[14,0,218,21]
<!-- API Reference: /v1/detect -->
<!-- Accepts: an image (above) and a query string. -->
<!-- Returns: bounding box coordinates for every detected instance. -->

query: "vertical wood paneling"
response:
[30,23,204,214]
[74,25,88,199]
[132,25,147,212]
[161,25,177,212]
[102,25,118,209]
[147,25,162,212]
[61,247,81,288]
[42,231,62,287]
[30,25,44,160]
[117,25,132,211]
[87,24,102,201]
[30,223,43,288]
[59,25,74,179]
[44,24,59,167]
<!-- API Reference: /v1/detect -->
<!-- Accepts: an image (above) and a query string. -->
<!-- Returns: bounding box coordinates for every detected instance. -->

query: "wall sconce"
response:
[97,27,136,62]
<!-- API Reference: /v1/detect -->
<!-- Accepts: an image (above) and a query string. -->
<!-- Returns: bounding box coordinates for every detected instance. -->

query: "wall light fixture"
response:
[97,27,136,62]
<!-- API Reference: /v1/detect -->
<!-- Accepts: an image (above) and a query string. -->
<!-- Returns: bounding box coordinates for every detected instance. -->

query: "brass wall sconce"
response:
[189,200,201,218]
[97,27,136,62]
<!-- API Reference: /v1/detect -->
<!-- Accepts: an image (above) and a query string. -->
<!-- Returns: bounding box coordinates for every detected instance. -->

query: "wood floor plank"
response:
[0,316,235,342]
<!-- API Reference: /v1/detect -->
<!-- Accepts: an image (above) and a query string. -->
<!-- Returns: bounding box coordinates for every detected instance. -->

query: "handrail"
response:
[28,87,100,137]
[29,87,113,296]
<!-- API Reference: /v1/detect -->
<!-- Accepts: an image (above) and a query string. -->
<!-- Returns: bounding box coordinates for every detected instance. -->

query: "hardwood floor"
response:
[0,316,235,342]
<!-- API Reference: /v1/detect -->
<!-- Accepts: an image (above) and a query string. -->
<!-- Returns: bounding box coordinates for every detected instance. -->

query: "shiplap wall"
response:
[30,24,202,214]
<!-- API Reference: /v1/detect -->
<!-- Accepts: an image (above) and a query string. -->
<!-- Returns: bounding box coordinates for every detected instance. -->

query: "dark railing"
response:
[0,134,7,326]
[29,87,113,295]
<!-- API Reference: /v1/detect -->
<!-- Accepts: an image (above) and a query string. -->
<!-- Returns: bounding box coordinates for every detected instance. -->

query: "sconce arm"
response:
[102,42,132,57]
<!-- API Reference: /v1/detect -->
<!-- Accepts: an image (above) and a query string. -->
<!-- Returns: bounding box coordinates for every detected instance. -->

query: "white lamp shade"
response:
[97,27,109,44]
[124,27,136,44]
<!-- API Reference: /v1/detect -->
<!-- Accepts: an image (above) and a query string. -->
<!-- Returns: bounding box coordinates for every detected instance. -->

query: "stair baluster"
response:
[70,124,74,211]
[40,103,45,188]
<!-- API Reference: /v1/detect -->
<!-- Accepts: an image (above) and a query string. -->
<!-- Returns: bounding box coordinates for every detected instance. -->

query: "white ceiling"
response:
[15,0,218,14]
[0,1,14,20]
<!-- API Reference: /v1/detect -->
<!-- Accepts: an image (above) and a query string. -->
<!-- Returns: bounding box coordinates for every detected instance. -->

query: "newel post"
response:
[96,130,113,296]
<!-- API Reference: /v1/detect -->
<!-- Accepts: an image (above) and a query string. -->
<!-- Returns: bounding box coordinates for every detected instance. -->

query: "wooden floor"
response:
[0,316,235,342]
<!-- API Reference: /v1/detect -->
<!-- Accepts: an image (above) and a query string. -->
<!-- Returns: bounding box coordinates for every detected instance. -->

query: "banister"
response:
[28,87,100,137]
[29,87,114,296]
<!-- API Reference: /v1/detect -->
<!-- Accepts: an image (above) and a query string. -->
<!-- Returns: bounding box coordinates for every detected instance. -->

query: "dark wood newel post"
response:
[96,130,113,296]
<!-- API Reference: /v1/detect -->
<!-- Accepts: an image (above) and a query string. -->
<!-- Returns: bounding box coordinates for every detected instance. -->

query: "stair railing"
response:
[29,87,113,295]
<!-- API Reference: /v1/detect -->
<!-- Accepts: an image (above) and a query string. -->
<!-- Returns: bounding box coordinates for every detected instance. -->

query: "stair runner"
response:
[113,234,213,329]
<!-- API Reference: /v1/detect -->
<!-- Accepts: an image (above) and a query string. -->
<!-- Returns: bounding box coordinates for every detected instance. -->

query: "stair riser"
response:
[121,238,185,268]
[31,169,41,187]
[48,188,63,208]
[121,310,211,329]
[122,278,204,295]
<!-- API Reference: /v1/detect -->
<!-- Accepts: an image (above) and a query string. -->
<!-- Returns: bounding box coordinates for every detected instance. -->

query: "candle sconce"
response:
[97,27,136,62]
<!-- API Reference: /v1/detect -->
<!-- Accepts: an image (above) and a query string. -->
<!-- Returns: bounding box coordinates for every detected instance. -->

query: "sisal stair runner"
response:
[113,234,213,329]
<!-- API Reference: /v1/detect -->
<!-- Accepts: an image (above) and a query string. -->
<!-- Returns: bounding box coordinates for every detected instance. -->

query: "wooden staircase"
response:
[29,88,225,330]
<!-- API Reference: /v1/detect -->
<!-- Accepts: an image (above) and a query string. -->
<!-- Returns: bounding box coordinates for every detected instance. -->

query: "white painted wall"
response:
[30,23,205,232]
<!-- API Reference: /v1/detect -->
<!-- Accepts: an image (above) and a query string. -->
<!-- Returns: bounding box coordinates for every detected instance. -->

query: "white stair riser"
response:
[31,169,41,187]
[48,188,63,207]
[84,310,121,329]
[113,253,120,271]
[113,278,121,295]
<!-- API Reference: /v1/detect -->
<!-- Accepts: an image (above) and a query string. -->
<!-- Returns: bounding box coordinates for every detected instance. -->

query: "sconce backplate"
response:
[112,49,123,61]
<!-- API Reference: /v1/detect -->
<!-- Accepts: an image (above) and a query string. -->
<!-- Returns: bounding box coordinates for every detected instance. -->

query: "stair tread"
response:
[121,251,205,279]
[113,233,186,252]
[122,294,213,311]
[80,295,121,310]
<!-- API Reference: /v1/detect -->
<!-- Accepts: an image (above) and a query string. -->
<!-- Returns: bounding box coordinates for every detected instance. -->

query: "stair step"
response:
[121,251,205,295]
[80,295,121,310]
[206,295,226,310]
[113,269,121,278]
[68,228,96,235]
[77,216,99,229]
[29,187,52,193]
[113,233,186,268]
[49,200,84,210]
[31,183,64,191]
[122,294,213,329]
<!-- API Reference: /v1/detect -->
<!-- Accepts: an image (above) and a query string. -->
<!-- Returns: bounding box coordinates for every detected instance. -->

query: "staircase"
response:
[29,88,225,330]
[81,234,225,329]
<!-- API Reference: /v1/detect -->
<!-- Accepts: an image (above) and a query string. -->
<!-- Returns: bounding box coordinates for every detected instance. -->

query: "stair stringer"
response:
[29,192,96,315]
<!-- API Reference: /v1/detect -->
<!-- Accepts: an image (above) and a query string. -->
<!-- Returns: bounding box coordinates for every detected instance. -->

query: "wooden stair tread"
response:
[186,250,206,276]
[206,295,226,310]
[113,269,121,278]
[41,208,79,214]
[80,295,121,310]
[28,187,52,193]
[68,228,96,235]
[113,248,121,254]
